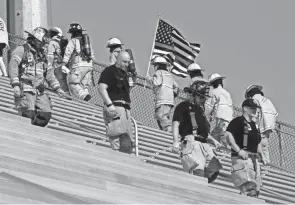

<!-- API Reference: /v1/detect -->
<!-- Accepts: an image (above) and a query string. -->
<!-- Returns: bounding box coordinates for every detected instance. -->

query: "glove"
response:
[61,65,70,74]
[13,86,21,97]
[172,142,180,153]
[238,149,248,160]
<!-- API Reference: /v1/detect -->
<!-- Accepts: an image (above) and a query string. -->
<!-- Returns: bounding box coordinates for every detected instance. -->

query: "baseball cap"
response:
[242,99,261,109]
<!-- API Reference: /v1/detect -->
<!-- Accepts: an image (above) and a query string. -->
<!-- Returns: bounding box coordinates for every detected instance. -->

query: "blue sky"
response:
[1,0,295,124]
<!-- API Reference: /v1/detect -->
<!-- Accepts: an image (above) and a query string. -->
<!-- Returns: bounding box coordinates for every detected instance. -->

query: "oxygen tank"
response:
[59,36,69,58]
[125,49,136,74]
[81,34,91,58]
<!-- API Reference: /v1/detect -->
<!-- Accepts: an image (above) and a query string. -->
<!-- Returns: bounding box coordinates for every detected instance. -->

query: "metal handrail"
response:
[58,92,139,156]
[131,117,139,156]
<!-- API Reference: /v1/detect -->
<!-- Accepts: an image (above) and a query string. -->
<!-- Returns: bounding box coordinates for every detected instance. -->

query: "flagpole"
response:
[144,14,161,88]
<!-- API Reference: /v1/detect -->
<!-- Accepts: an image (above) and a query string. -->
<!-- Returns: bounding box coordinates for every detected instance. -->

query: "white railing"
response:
[131,117,139,156]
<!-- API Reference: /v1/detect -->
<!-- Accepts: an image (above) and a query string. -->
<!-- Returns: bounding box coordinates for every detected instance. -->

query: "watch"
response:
[106,103,113,107]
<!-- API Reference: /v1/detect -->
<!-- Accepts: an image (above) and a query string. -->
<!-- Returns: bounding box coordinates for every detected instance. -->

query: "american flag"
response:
[151,19,201,78]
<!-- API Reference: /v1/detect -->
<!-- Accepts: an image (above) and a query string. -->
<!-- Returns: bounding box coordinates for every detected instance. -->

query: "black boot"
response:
[84,94,91,101]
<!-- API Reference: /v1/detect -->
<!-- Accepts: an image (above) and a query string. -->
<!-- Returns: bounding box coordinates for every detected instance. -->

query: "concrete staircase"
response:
[0,76,293,203]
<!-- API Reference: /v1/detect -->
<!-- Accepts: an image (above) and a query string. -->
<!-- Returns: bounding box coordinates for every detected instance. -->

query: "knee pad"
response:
[32,111,52,127]
[192,169,205,177]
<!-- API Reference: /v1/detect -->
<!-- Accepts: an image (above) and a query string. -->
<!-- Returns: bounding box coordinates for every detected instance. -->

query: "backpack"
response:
[18,43,33,74]
[59,36,68,58]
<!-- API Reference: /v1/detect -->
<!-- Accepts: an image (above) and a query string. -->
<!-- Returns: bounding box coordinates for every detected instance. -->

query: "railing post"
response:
[277,123,283,167]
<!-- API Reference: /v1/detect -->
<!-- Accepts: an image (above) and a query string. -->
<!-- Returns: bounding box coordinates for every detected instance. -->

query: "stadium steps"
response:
[0,111,265,204]
[0,75,290,203]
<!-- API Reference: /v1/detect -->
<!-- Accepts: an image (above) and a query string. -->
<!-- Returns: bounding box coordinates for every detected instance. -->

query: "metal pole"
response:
[144,14,161,88]
[277,123,283,167]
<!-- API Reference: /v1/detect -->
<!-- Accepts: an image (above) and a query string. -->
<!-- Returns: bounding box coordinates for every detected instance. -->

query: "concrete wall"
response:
[7,0,48,36]
[0,0,7,23]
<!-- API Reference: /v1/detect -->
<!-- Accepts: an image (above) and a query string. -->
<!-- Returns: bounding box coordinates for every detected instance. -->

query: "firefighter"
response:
[245,85,278,166]
[224,98,263,197]
[8,27,54,127]
[172,79,222,183]
[62,23,95,101]
[207,73,233,148]
[146,54,179,132]
[46,27,70,96]
[98,51,134,154]
[0,16,8,77]
[106,37,137,88]
[187,63,205,84]
[106,37,124,65]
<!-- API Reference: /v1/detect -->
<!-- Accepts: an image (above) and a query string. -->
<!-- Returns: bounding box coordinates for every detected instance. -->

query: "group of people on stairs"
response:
[0,17,279,198]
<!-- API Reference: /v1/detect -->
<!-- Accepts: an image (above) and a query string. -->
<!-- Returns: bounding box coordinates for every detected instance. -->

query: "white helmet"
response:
[187,63,205,72]
[245,84,263,98]
[151,56,169,65]
[29,27,47,42]
[50,27,63,37]
[106,37,124,48]
[208,73,226,83]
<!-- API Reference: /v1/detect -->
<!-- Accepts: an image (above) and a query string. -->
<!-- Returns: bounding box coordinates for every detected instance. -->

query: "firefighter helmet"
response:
[187,63,205,72]
[245,85,263,99]
[26,27,49,43]
[67,23,85,33]
[208,73,226,84]
[151,56,169,65]
[106,37,124,48]
[184,78,211,97]
[49,27,63,37]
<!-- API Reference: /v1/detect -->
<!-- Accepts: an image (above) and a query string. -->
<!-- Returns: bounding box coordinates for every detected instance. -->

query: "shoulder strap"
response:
[188,104,198,136]
[22,43,30,62]
[243,119,249,150]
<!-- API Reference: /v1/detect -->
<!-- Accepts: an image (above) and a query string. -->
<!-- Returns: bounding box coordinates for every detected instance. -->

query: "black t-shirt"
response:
[172,101,210,141]
[227,116,261,154]
[98,65,131,103]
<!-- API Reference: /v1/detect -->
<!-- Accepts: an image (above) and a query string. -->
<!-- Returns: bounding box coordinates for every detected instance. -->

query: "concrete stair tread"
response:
[0,137,264,204]
[0,192,44,204]
[0,172,89,204]
[0,167,154,204]
[0,130,209,187]
[0,156,239,204]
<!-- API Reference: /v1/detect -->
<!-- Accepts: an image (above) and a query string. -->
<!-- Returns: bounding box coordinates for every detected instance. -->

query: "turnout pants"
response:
[211,117,230,148]
[155,104,173,132]
[180,135,222,183]
[260,130,271,165]
[103,104,134,154]
[67,66,92,100]
[54,65,70,94]
[231,154,262,197]
[14,90,52,127]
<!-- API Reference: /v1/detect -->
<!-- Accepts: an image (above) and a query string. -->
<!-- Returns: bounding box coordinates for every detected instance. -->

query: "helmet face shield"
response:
[26,27,49,49]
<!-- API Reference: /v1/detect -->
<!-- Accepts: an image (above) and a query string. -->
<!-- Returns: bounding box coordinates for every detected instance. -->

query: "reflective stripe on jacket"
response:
[148,70,179,108]
[252,94,278,133]
[62,37,94,69]
[9,44,54,92]
[207,85,233,122]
